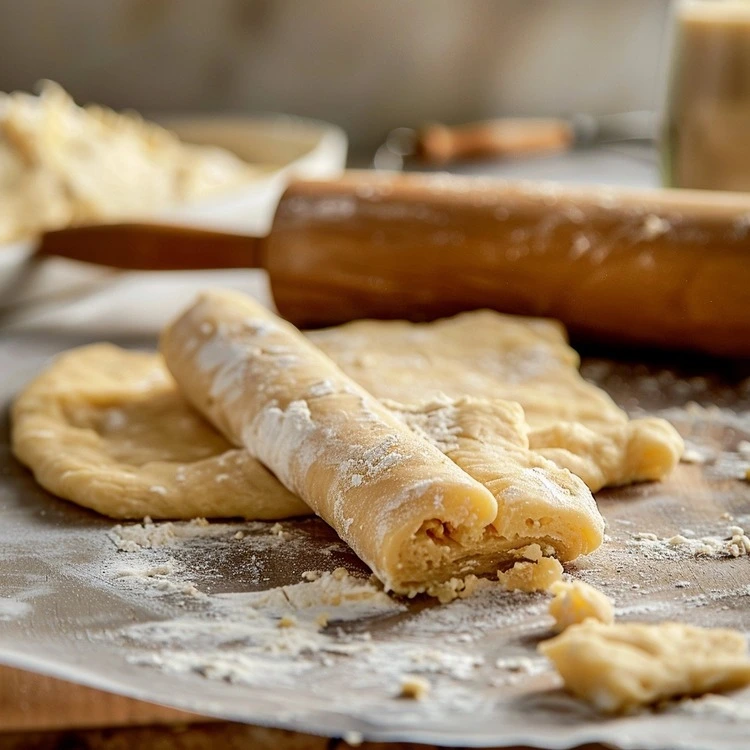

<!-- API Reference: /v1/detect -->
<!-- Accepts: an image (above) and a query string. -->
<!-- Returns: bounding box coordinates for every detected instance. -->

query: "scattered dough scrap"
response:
[11,344,307,520]
[161,291,604,596]
[0,81,258,243]
[539,620,750,714]
[548,579,614,632]
[309,311,684,491]
[399,675,431,700]
[497,557,563,593]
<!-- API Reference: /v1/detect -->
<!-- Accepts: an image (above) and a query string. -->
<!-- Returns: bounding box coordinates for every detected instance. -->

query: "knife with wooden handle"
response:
[37,170,750,357]
[373,113,655,168]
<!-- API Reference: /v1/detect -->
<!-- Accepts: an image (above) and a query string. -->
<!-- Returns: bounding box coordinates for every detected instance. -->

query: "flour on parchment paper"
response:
[95,506,750,724]
[98,517,561,714]
[627,526,750,561]
[108,517,215,552]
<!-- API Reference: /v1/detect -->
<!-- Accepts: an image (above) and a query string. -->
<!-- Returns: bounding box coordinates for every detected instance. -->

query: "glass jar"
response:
[662,0,750,190]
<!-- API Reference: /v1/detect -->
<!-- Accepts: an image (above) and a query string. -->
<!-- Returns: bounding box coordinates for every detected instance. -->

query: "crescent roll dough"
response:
[161,290,604,595]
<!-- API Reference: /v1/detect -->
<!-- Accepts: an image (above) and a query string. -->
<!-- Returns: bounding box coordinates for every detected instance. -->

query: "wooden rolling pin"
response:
[39,171,750,357]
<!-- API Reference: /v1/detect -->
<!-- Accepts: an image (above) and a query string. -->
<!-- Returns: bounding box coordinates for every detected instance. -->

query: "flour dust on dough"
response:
[309,311,684,491]
[11,344,307,520]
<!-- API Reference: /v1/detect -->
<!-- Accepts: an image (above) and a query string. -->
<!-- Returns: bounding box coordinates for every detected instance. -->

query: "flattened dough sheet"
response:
[11,344,308,520]
[309,312,683,491]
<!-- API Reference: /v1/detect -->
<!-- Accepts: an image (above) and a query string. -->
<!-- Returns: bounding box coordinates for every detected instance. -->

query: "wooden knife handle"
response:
[38,223,262,271]
[265,171,750,357]
[415,118,574,164]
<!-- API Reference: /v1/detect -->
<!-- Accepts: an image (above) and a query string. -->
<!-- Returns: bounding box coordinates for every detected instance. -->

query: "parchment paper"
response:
[1,311,750,749]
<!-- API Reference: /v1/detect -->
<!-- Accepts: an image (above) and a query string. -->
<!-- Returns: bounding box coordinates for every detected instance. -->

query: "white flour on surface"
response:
[627,527,750,560]
[99,517,563,713]
[108,517,214,551]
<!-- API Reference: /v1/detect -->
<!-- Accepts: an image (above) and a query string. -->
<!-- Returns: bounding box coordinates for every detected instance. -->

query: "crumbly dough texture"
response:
[309,312,684,491]
[0,82,257,243]
[539,620,750,713]
[160,290,604,595]
[11,344,307,520]
[547,579,614,632]
[497,557,563,593]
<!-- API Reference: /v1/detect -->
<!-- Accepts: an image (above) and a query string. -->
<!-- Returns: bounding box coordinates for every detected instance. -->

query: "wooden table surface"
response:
[2,665,590,749]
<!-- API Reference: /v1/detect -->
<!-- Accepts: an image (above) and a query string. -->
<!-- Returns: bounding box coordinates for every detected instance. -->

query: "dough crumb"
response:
[108,517,215,551]
[399,675,430,700]
[277,615,296,629]
[302,570,324,582]
[315,613,330,628]
[548,579,614,632]
[539,620,750,714]
[497,557,563,593]
[426,574,490,604]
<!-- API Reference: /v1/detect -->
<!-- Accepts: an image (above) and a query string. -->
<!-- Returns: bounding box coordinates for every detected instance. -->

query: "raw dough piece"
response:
[399,675,430,700]
[539,620,750,713]
[547,579,614,632]
[496,557,563,593]
[309,311,684,491]
[11,344,307,519]
[161,290,604,595]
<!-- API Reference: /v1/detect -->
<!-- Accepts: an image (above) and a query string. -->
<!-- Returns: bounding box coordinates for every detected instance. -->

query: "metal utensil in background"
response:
[373,111,657,170]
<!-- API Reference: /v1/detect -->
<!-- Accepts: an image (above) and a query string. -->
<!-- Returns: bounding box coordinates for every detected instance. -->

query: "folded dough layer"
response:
[161,290,604,595]
[308,312,684,491]
[11,344,307,520]
[385,397,602,560]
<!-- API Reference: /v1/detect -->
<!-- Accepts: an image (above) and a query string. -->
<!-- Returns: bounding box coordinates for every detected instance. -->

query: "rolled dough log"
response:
[11,344,307,520]
[161,290,604,595]
[308,312,684,491]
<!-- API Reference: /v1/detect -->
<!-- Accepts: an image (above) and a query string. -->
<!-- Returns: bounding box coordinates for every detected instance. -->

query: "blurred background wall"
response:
[0,0,671,157]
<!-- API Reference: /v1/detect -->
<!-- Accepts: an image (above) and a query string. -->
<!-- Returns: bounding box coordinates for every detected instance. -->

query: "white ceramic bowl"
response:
[0,114,347,314]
